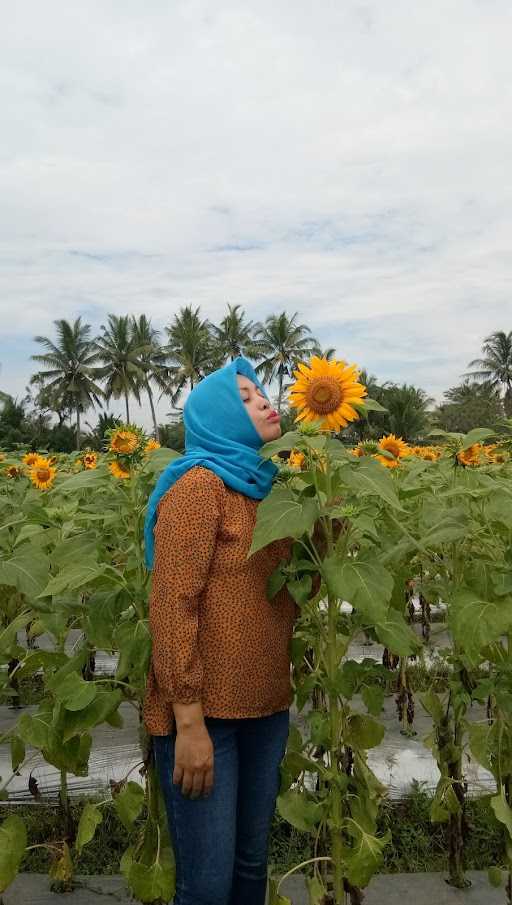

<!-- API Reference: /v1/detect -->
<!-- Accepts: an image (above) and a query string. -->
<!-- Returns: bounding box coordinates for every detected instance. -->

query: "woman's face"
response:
[236,375,282,443]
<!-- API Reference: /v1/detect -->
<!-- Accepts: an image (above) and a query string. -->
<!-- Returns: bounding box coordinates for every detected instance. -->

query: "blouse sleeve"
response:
[148,468,224,704]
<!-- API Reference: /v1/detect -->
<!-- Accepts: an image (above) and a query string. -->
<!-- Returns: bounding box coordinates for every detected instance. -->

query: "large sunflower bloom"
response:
[109,459,131,480]
[30,460,56,490]
[288,356,367,432]
[109,429,139,456]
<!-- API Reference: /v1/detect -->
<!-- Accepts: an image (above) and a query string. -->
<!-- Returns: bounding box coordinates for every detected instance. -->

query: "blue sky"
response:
[1,0,511,429]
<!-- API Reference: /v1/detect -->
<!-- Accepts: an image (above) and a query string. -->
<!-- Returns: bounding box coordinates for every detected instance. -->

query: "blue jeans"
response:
[152,708,290,905]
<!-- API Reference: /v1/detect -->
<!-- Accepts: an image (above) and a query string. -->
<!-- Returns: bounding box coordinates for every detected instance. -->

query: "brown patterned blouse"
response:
[142,465,298,736]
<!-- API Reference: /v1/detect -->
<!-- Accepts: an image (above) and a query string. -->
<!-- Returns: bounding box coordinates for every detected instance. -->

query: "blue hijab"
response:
[143,356,278,569]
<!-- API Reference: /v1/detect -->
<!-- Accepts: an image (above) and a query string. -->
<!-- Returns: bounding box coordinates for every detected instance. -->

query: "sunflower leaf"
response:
[343,459,404,511]
[248,488,319,556]
[259,432,303,459]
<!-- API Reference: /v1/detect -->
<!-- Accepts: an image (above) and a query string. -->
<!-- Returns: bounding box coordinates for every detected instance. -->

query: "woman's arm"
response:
[149,468,224,713]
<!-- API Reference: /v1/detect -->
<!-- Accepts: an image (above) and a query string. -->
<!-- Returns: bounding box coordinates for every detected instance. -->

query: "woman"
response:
[142,356,298,905]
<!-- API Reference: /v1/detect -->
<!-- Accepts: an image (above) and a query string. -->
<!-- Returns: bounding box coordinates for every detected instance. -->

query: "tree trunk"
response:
[277,369,284,413]
[76,408,81,451]
[125,391,130,424]
[146,382,159,440]
[504,383,512,418]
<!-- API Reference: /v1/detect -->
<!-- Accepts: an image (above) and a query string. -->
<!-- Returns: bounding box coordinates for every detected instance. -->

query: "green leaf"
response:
[356,397,388,413]
[0,815,27,892]
[420,690,445,724]
[53,672,97,711]
[491,788,512,841]
[345,714,385,750]
[0,550,50,599]
[0,611,32,657]
[51,533,99,568]
[114,781,145,830]
[248,487,319,556]
[75,803,103,854]
[449,589,512,666]
[267,877,293,905]
[343,459,404,511]
[259,431,303,459]
[343,821,390,887]
[375,610,421,657]
[267,566,287,600]
[10,736,25,772]
[54,468,110,494]
[460,427,495,451]
[488,866,503,888]
[286,574,312,607]
[38,561,106,597]
[61,689,122,741]
[143,447,182,475]
[277,789,324,832]
[13,524,47,548]
[306,874,327,904]
[361,685,385,716]
[17,711,51,749]
[127,851,175,904]
[323,556,393,622]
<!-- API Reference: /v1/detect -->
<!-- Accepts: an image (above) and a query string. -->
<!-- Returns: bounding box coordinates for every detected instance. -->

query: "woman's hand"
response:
[172,702,214,799]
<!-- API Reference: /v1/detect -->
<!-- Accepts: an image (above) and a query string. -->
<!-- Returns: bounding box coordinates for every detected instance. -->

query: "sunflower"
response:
[483,443,508,464]
[29,461,56,490]
[5,464,23,479]
[109,459,131,479]
[109,429,139,456]
[374,434,411,468]
[420,448,440,462]
[144,439,161,455]
[351,445,365,457]
[288,356,367,432]
[288,450,306,470]
[456,443,483,467]
[83,451,98,470]
[22,452,42,467]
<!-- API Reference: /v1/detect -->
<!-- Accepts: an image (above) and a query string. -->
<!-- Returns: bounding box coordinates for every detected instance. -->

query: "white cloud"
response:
[0,0,510,428]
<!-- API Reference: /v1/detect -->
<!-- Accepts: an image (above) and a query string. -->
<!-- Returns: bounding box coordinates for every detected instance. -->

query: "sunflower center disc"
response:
[306,377,343,414]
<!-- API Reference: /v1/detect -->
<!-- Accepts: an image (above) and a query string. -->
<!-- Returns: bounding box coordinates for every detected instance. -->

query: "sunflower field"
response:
[0,357,512,905]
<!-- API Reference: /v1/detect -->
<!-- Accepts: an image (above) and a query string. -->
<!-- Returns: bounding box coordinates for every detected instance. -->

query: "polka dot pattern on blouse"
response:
[142,465,298,736]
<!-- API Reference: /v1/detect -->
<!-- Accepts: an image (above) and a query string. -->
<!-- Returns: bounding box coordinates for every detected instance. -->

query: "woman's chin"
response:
[267,422,282,441]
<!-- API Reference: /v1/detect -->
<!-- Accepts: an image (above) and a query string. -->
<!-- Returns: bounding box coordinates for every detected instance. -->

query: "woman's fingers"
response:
[203,767,214,797]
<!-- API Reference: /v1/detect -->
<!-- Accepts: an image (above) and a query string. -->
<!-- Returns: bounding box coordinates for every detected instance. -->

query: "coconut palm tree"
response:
[464,330,512,416]
[129,315,170,440]
[252,312,319,412]
[31,317,104,450]
[84,412,122,451]
[383,384,434,441]
[94,315,148,423]
[348,369,390,441]
[433,380,504,433]
[209,303,260,362]
[164,305,221,407]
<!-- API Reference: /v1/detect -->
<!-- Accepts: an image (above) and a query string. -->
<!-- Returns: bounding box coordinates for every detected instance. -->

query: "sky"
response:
[0,0,511,429]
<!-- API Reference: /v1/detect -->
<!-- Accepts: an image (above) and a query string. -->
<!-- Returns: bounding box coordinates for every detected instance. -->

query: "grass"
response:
[2,785,503,879]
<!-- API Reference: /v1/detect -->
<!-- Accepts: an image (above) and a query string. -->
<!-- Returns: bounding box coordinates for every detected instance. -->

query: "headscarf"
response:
[143,356,278,569]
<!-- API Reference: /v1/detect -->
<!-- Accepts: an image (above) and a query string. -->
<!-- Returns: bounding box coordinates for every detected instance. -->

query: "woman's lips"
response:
[266,411,280,422]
